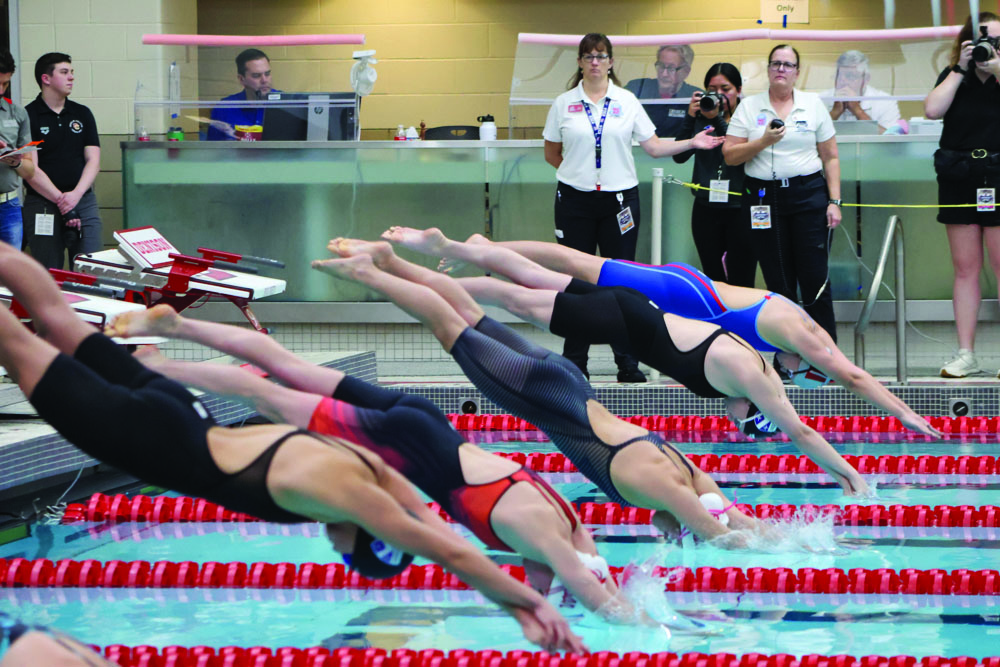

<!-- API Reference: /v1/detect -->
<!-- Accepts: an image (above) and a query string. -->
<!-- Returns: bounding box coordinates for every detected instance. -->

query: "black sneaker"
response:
[617,367,647,383]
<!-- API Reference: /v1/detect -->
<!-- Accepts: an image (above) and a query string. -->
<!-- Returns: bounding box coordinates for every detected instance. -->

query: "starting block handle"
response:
[61,281,122,299]
[168,253,214,270]
[212,260,259,275]
[196,247,284,269]
[239,254,285,269]
[49,268,97,286]
[95,276,147,292]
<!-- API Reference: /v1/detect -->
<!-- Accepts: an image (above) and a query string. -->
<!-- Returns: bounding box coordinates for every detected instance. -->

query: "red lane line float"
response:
[94,646,999,667]
[64,493,1000,529]
[4,558,998,595]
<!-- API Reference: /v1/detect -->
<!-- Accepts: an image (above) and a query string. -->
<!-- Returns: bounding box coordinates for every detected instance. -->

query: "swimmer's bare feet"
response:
[105,304,180,339]
[381,226,449,256]
[133,344,169,368]
[327,238,394,266]
[439,233,492,273]
[311,254,376,281]
[465,233,492,246]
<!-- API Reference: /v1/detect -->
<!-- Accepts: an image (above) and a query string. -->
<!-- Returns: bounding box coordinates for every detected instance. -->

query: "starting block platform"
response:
[74,227,286,332]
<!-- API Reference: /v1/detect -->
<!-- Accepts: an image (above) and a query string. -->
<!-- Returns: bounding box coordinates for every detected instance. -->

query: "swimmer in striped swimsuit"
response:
[109,306,629,621]
[313,238,768,547]
[0,242,581,654]
[441,236,937,439]
[382,227,871,498]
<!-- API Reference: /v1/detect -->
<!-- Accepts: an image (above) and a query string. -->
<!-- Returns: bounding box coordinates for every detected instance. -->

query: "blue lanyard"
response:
[582,97,612,190]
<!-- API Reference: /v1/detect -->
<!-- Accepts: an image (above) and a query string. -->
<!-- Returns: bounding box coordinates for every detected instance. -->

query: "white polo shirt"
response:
[727,89,836,180]
[819,84,902,129]
[543,81,657,192]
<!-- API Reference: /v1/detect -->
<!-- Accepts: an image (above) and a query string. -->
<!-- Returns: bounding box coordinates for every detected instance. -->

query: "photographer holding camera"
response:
[722,45,841,342]
[924,12,1000,377]
[672,63,755,287]
[925,12,1000,378]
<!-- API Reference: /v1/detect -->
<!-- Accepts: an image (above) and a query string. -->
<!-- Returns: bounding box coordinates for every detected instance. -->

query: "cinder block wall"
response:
[16,0,199,248]
[197,0,939,137]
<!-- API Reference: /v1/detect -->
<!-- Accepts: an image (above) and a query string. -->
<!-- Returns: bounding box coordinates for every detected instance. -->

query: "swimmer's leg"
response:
[131,346,323,427]
[454,276,559,330]
[328,239,486,331]
[385,227,573,292]
[312,253,470,352]
[481,238,605,284]
[108,305,346,397]
[0,242,93,355]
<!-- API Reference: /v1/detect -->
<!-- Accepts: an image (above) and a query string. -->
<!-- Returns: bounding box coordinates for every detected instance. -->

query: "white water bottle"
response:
[477,114,497,141]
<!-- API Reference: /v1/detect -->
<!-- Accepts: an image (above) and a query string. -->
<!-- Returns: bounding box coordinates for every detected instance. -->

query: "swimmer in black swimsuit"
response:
[380,227,871,498]
[0,242,584,655]
[107,307,638,623]
[449,237,939,438]
[311,238,766,546]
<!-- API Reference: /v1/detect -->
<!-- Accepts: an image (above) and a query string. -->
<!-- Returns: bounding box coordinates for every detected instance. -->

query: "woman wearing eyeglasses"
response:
[672,62,755,288]
[543,33,723,382]
[722,44,841,343]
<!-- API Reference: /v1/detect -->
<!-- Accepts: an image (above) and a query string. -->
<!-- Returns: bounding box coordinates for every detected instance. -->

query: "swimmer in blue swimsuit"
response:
[108,307,632,622]
[0,242,582,654]
[450,237,938,439]
[314,238,770,545]
[383,227,873,497]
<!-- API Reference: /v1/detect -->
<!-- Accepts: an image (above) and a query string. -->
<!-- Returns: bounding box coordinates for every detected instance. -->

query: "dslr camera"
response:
[972,24,1000,62]
[699,91,728,114]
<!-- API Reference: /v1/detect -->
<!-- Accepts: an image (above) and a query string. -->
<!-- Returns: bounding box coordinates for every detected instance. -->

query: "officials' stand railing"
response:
[855,215,906,383]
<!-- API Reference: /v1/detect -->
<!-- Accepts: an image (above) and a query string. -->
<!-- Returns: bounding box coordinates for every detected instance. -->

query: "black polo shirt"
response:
[936,67,1000,151]
[24,95,100,195]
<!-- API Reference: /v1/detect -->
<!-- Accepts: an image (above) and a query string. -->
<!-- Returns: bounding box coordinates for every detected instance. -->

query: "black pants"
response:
[553,182,641,373]
[743,173,837,341]
[691,199,757,288]
[23,190,102,270]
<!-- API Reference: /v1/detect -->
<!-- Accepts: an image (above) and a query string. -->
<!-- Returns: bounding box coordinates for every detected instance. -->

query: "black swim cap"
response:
[739,402,780,440]
[346,528,414,579]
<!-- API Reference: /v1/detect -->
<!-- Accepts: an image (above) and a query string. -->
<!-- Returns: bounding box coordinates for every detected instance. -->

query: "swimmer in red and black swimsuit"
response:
[0,242,584,655]
[108,305,628,621]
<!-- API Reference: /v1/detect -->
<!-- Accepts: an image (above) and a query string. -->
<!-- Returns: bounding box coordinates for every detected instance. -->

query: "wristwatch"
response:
[828,199,842,206]
[952,64,968,75]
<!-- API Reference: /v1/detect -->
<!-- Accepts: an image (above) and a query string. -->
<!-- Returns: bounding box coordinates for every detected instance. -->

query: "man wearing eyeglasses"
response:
[822,50,902,134]
[625,45,702,137]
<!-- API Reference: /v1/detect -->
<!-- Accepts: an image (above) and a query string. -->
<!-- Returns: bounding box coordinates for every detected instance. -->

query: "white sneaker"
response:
[941,349,979,378]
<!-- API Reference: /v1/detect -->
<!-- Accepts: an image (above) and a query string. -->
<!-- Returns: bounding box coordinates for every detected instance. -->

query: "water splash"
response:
[709,506,846,554]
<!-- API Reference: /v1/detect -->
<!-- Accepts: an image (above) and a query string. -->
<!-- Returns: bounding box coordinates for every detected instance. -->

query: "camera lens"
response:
[973,43,994,62]
[699,94,719,112]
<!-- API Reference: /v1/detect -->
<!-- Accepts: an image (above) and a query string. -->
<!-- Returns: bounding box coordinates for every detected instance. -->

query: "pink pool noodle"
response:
[518,26,961,47]
[142,34,365,47]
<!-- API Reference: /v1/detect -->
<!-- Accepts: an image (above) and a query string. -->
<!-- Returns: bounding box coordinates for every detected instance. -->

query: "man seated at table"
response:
[207,48,279,141]
[625,45,702,137]
[824,50,903,134]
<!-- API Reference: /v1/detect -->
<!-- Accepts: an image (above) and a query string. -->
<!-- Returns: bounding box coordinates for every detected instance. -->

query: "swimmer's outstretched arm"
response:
[0,629,116,667]
[781,323,941,438]
[106,305,346,398]
[322,472,587,654]
[712,353,870,497]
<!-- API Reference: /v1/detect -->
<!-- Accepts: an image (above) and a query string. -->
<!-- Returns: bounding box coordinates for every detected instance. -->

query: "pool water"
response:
[2,436,999,658]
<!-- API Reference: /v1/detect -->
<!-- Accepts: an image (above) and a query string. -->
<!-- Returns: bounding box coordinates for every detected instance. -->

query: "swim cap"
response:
[345,528,414,579]
[576,550,611,583]
[698,493,730,526]
[738,402,780,440]
[776,356,832,389]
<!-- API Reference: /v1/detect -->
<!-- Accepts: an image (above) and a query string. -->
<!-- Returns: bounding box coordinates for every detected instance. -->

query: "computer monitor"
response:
[261,92,358,141]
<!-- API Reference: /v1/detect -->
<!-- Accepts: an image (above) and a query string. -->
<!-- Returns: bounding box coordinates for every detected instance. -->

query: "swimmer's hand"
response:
[505,601,589,654]
[901,414,942,439]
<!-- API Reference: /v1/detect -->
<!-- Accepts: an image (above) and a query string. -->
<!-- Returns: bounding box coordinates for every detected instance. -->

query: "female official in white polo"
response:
[542,32,722,381]
[722,44,841,343]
